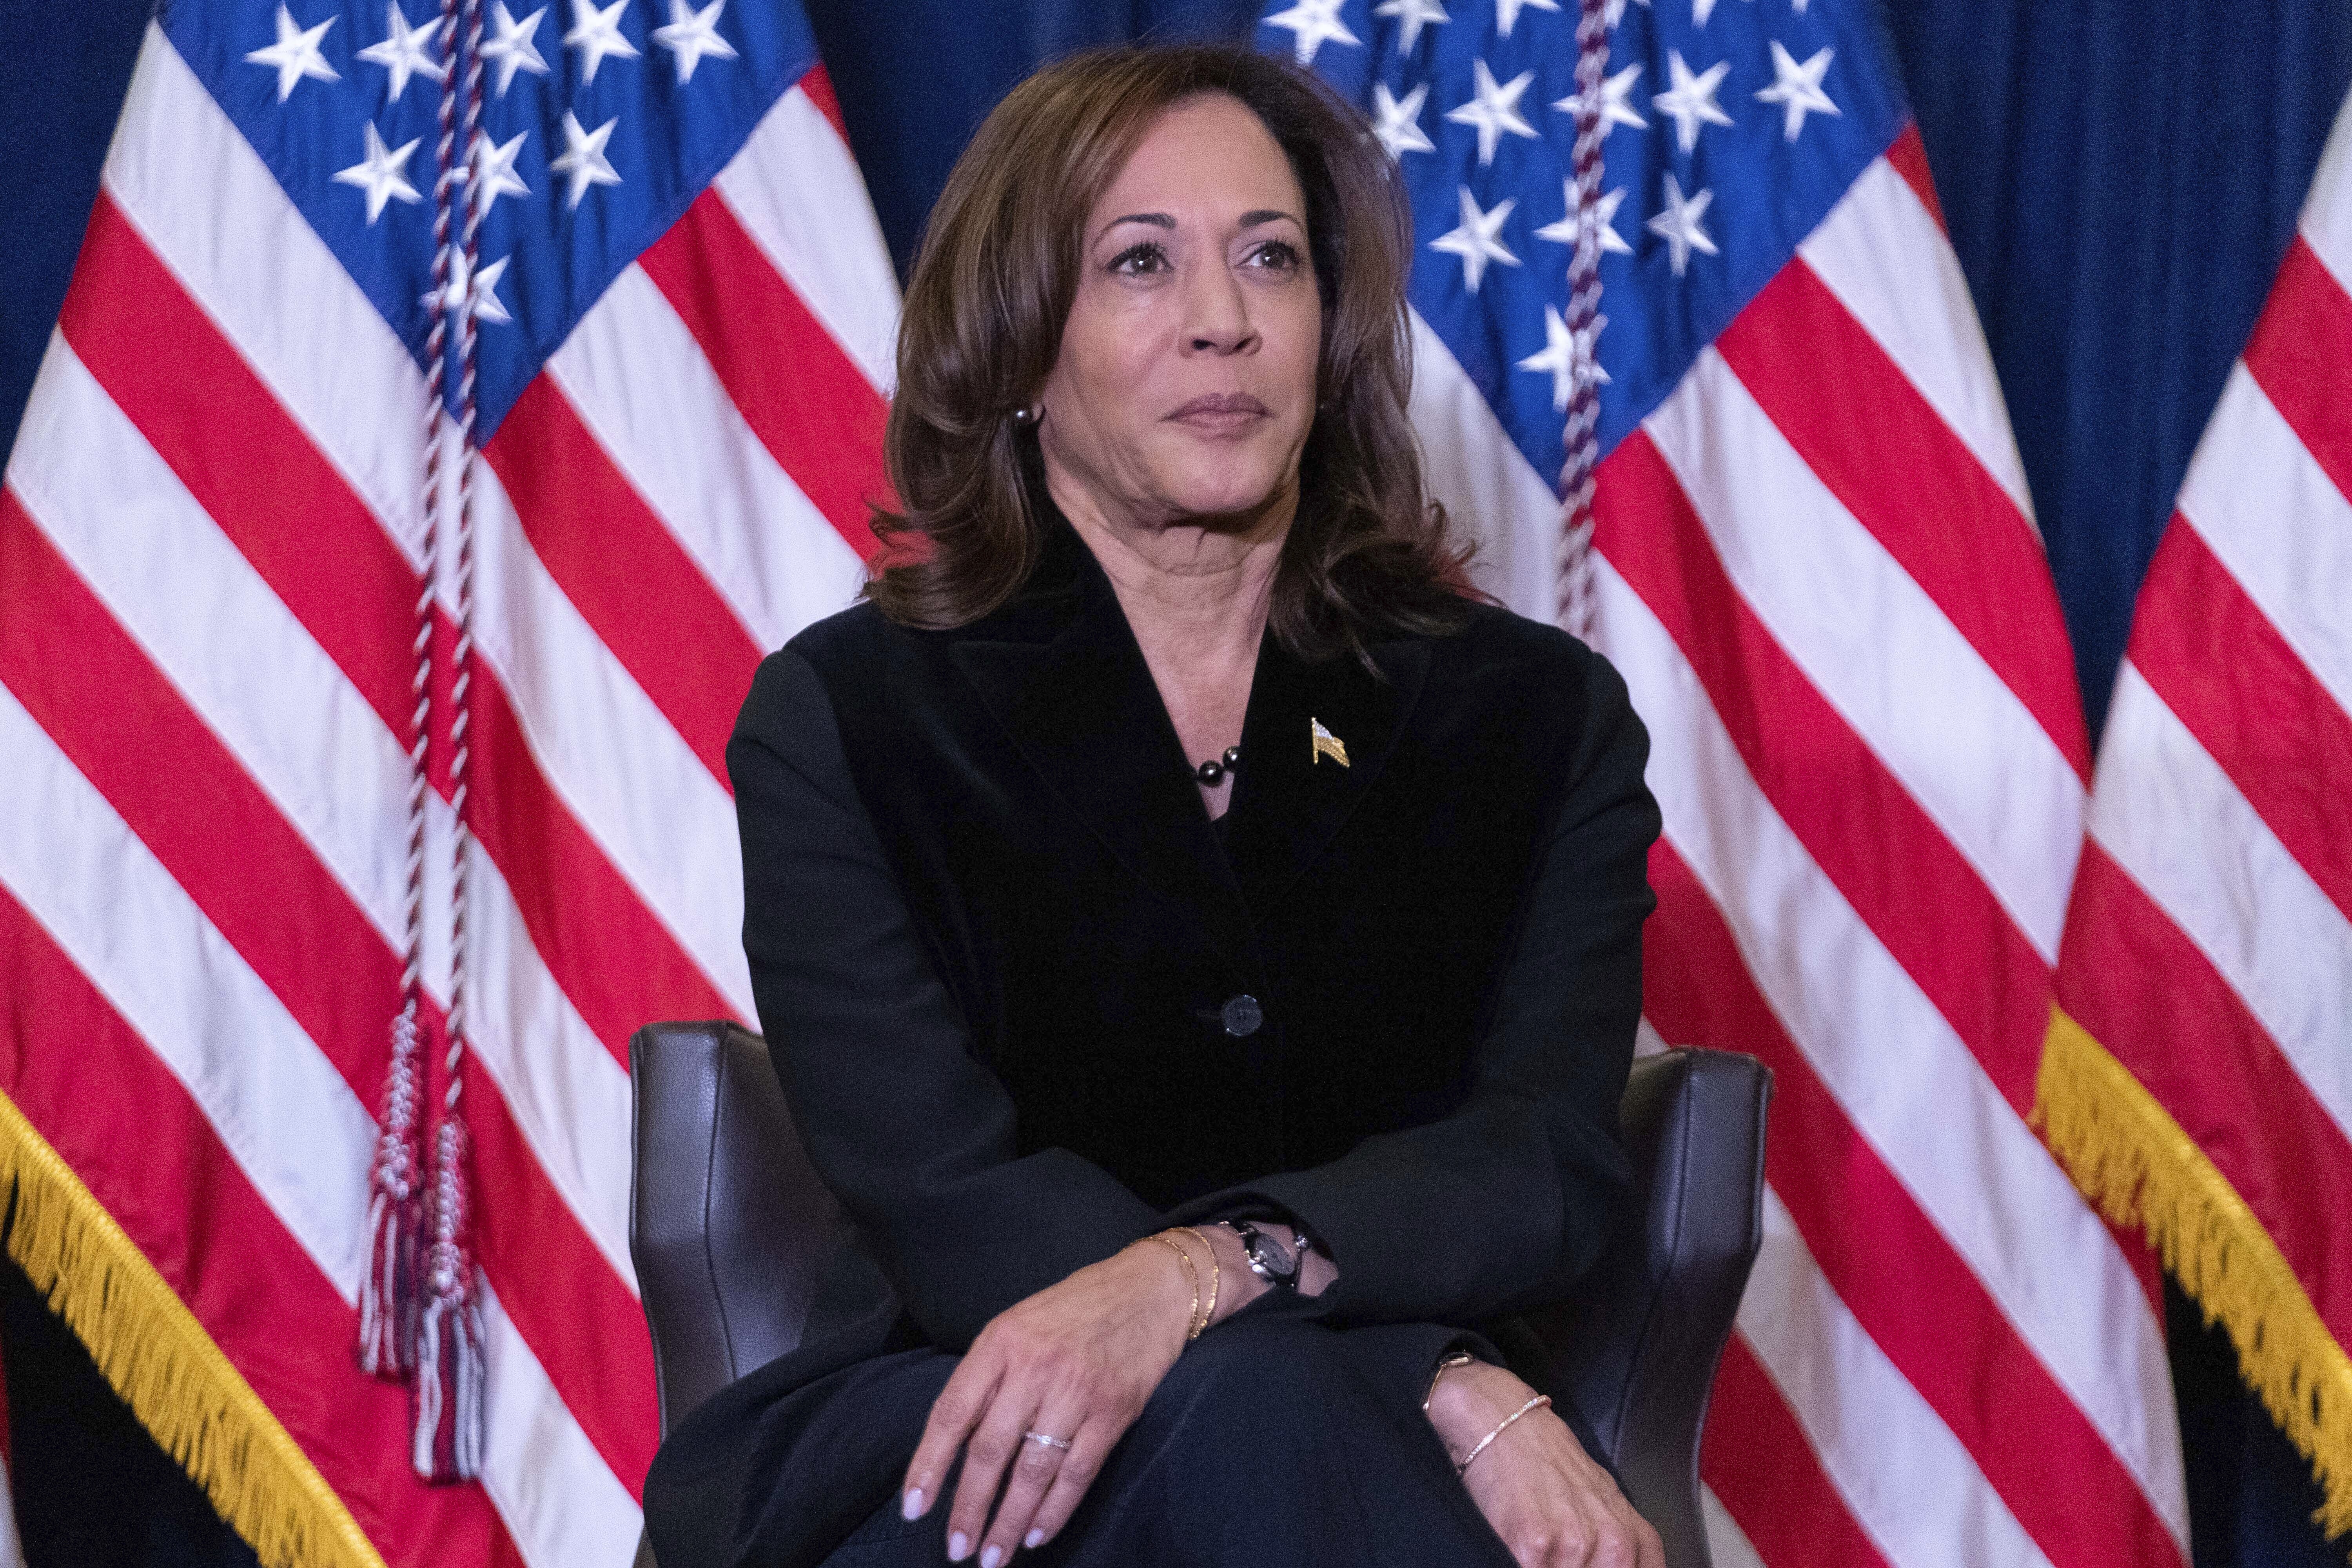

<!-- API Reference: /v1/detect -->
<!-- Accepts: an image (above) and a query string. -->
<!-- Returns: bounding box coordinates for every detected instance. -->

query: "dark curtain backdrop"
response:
[3,0,2348,1563]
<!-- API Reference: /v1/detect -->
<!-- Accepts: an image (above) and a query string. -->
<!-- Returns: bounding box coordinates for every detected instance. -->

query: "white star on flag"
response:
[1373,0,1449,54]
[1756,40,1839,141]
[245,4,340,103]
[470,130,532,214]
[1430,185,1519,292]
[1265,0,1361,65]
[1517,303,1608,412]
[1553,60,1645,132]
[1646,172,1718,274]
[1535,182,1630,255]
[1445,58,1539,166]
[651,0,737,83]
[1495,0,1560,36]
[332,121,423,223]
[356,2,446,102]
[479,2,551,94]
[1691,0,1752,24]
[550,108,624,207]
[422,249,512,325]
[1371,82,1435,160]
[564,0,639,85]
[1652,49,1733,153]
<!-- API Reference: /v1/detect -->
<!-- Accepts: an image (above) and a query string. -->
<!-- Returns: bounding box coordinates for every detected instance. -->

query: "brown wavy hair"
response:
[865,43,1473,661]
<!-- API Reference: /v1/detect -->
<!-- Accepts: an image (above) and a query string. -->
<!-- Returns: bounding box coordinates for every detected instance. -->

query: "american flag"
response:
[0,0,893,1559]
[2042,84,2352,1542]
[1259,0,2191,1564]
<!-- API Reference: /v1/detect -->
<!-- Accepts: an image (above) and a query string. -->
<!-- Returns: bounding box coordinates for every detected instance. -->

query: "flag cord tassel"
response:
[0,1089,385,1568]
[2037,1006,2352,1541]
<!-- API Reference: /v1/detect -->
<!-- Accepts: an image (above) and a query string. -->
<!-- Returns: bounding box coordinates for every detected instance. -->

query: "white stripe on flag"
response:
[1407,309,1563,624]
[713,82,902,395]
[2299,85,2352,287]
[2091,663,2352,1141]
[2176,368,2352,716]
[1797,157,2036,527]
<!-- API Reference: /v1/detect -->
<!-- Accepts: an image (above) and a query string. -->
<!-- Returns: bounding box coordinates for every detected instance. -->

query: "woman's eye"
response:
[1109,242,1169,276]
[1246,240,1303,271]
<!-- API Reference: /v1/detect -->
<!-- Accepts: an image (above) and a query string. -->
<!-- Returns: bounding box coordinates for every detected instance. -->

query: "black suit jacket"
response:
[643,520,1659,1566]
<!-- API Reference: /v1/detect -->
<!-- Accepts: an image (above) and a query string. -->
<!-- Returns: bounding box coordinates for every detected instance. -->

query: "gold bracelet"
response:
[1145,1234,1206,1339]
[1423,1352,1476,1414]
[1174,1226,1221,1328]
[1455,1394,1550,1475]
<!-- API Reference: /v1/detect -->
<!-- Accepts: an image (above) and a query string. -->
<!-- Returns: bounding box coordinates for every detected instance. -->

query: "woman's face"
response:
[1037,93,1323,538]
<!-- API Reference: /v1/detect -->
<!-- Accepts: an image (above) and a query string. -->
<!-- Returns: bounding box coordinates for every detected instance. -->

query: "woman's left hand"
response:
[1427,1359,1666,1568]
[902,1239,1196,1565]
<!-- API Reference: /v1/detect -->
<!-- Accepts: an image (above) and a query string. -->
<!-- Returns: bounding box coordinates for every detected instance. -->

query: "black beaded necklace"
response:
[1193,746,1241,787]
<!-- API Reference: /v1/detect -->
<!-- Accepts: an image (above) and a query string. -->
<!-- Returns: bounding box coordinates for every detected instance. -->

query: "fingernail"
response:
[982,1548,1003,1568]
[902,1489,924,1521]
[948,1532,969,1561]
[1025,1530,1046,1550]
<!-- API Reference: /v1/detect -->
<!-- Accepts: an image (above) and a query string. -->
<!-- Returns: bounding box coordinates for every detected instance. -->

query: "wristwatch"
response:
[1224,1220,1305,1290]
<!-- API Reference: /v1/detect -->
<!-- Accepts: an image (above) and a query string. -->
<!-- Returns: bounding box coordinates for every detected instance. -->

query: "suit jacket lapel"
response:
[949,527,1258,972]
[1224,632,1429,913]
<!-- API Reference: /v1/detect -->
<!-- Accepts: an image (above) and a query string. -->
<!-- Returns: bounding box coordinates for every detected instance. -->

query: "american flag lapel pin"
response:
[1310,717,1349,768]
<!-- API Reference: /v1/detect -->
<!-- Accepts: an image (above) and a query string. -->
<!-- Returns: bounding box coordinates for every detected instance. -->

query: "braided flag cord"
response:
[1555,0,1608,639]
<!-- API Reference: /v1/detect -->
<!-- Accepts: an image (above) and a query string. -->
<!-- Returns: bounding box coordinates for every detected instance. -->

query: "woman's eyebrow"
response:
[1099,212,1178,239]
[1236,209,1301,229]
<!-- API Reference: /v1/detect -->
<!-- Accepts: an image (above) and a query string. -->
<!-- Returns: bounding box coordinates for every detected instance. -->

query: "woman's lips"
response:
[1167,393,1270,432]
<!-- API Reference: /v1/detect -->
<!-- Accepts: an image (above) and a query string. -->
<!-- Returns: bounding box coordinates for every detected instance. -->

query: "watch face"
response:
[1244,1230,1298,1281]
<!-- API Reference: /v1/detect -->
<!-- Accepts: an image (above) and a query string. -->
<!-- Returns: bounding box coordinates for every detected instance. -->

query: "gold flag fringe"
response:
[0,1089,385,1568]
[2037,1006,2352,1544]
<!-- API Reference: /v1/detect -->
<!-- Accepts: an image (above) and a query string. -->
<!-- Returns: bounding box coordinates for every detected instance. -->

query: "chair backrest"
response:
[629,1022,1769,1568]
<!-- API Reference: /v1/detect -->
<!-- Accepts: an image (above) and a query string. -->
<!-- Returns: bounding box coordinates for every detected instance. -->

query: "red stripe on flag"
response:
[2059,844,2352,1347]
[0,492,658,1495]
[1718,258,2091,779]
[799,64,849,145]
[1597,431,2054,1113]
[57,190,740,1054]
[1703,1334,1893,1568]
[0,885,527,1568]
[485,376,762,791]
[2243,236,2352,504]
[640,189,892,559]
[1884,122,1947,234]
[2131,521,2352,924]
[1646,838,2185,1568]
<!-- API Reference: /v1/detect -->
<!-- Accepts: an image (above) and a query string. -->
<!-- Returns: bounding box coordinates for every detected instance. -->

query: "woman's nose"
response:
[1182,264,1257,354]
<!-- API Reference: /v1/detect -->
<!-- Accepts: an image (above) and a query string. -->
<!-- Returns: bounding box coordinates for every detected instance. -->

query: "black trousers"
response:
[817,1311,1520,1567]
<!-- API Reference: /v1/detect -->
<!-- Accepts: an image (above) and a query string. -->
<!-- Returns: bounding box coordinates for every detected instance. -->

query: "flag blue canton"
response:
[1259,0,1905,486]
[160,0,821,438]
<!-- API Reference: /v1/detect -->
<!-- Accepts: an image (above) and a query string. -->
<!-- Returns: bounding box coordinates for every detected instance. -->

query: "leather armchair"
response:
[628,1022,1770,1568]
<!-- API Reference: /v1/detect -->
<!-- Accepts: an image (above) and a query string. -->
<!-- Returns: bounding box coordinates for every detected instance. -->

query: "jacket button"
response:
[1219,995,1263,1038]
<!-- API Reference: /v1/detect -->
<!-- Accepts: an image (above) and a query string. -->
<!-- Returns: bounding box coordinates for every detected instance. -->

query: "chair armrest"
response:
[1497,1048,1771,1568]
[628,1020,848,1431]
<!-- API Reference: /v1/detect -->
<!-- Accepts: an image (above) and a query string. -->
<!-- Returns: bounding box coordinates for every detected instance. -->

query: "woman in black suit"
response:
[643,43,1663,1568]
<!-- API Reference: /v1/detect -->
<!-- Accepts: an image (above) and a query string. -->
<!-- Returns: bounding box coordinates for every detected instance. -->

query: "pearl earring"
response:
[1010,404,1040,426]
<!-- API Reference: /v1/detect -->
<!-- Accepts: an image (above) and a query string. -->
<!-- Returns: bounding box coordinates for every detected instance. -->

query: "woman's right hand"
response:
[901,1238,1196,1567]
[1427,1359,1665,1568]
